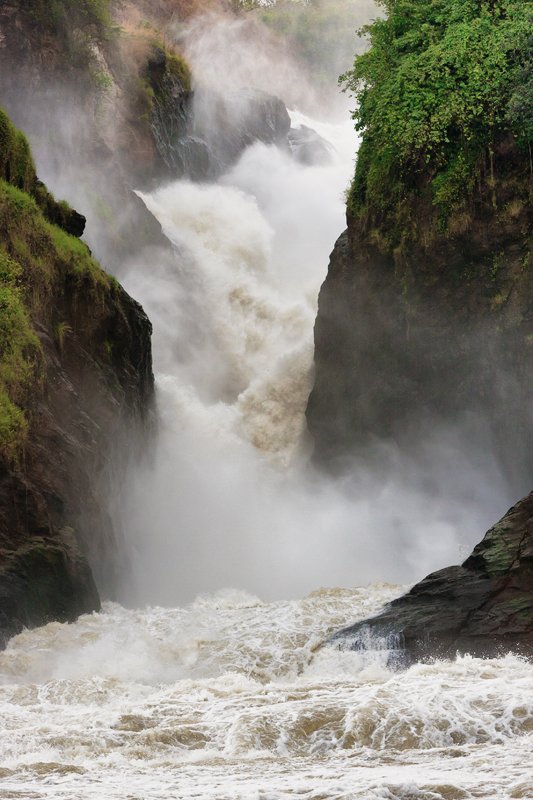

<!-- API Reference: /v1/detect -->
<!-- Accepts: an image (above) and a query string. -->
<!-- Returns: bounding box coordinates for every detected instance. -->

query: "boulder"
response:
[329,492,533,662]
[288,124,334,166]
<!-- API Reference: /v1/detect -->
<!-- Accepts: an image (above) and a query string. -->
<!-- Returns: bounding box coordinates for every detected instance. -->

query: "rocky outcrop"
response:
[330,491,533,661]
[153,85,291,180]
[0,3,184,268]
[288,124,334,166]
[0,111,154,648]
[307,135,533,480]
[190,88,291,177]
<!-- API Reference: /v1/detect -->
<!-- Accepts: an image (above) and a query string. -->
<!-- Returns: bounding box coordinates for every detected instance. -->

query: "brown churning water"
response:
[1,587,532,799]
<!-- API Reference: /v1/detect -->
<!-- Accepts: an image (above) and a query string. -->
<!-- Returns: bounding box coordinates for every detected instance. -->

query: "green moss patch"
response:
[0,251,40,460]
[0,109,37,194]
[0,107,88,239]
[0,141,111,459]
[145,42,192,97]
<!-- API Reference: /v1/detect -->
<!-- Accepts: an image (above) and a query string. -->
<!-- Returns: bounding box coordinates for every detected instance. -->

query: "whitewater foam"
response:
[0,589,531,799]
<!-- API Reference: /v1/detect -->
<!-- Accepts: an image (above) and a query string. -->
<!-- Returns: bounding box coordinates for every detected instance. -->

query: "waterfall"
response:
[116,100,504,606]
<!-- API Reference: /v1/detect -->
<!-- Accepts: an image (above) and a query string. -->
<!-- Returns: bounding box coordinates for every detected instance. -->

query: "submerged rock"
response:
[330,492,533,661]
[288,124,334,166]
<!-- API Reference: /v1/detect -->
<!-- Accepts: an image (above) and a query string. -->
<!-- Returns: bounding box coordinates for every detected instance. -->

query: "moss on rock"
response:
[0,109,154,645]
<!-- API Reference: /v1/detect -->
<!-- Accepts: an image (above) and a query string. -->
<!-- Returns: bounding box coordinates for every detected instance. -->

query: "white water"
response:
[118,105,509,606]
[1,587,532,799]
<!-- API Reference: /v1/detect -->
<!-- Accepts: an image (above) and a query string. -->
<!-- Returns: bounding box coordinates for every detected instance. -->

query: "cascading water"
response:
[115,102,509,607]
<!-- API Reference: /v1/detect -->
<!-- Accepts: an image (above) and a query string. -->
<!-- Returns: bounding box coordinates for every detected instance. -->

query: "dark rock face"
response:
[0,108,154,647]
[0,275,153,648]
[330,492,533,661]
[194,88,291,172]
[308,135,533,658]
[307,138,533,481]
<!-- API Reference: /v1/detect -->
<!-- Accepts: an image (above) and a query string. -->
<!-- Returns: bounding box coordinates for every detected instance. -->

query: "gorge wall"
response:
[307,134,533,480]
[311,0,533,656]
[0,109,154,647]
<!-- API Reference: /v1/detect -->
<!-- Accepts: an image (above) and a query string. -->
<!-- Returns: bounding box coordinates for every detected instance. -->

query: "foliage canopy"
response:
[342,0,533,221]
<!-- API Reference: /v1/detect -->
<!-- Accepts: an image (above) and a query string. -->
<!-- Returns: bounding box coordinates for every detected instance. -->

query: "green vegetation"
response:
[146,42,192,96]
[0,112,112,460]
[0,252,38,461]
[138,42,192,125]
[0,110,37,193]
[342,0,533,231]
[0,108,91,237]
[165,50,192,93]
[26,0,112,33]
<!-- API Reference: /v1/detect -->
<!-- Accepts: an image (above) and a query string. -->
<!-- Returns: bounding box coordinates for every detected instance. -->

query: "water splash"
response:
[0,588,532,799]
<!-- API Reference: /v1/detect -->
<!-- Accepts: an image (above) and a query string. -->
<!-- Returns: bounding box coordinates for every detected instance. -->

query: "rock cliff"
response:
[0,109,154,648]
[308,0,533,475]
[309,0,533,657]
[330,491,533,660]
[307,133,533,476]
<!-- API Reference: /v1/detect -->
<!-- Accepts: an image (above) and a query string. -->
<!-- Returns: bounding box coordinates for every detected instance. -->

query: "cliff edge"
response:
[0,109,154,647]
[309,0,533,656]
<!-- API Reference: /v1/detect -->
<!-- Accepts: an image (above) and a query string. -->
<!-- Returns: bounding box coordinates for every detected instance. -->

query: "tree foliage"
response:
[342,0,533,219]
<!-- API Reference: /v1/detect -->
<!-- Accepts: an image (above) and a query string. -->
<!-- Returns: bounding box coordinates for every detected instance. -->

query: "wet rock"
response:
[288,124,334,166]
[330,492,533,661]
[0,113,154,649]
[159,86,292,180]
[0,275,154,648]
[0,534,99,650]
[307,136,533,480]
[193,87,291,175]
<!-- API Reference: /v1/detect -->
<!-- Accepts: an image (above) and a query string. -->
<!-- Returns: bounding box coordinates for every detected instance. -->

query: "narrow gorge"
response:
[0,2,532,799]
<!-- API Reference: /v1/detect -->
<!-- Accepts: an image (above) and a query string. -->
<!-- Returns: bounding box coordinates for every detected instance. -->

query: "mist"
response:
[115,91,514,603]
[0,1,522,606]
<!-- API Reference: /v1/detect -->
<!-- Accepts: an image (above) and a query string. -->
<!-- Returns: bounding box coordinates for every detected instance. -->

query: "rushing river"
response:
[1,586,532,800]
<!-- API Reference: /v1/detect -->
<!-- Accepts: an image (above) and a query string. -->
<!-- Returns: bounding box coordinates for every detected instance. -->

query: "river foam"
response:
[1,587,532,799]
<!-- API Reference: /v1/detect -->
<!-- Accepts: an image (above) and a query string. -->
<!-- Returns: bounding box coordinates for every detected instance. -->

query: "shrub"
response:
[342,0,533,222]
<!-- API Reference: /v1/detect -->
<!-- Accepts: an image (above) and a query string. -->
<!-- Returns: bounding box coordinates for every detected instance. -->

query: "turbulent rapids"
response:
[3,86,522,800]
[1,587,533,800]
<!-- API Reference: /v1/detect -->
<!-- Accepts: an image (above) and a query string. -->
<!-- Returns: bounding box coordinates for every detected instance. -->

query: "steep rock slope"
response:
[309,0,533,656]
[330,491,533,660]
[0,110,153,647]
[307,142,533,474]
[308,0,533,473]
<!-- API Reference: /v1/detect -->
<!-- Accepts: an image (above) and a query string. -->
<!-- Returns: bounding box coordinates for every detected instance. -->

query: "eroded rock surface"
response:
[0,111,154,648]
[330,492,533,661]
